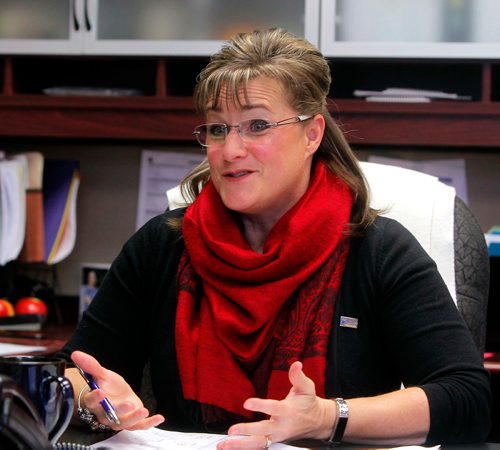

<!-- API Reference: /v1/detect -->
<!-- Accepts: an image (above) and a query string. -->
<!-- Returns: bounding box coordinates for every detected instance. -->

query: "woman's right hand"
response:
[70,350,165,431]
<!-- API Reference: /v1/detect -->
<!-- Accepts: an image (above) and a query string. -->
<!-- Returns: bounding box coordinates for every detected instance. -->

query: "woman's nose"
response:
[222,127,247,160]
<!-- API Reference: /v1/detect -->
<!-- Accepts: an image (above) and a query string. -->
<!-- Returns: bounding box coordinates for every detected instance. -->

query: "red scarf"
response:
[176,162,352,419]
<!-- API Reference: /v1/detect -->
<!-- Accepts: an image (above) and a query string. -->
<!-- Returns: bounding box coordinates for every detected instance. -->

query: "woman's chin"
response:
[220,194,255,214]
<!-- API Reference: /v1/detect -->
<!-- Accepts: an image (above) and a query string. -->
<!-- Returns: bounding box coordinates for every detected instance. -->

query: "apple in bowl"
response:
[0,298,15,317]
[14,297,48,317]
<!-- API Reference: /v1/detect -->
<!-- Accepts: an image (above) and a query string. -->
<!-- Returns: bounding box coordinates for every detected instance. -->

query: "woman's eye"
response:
[248,120,270,133]
[208,124,227,138]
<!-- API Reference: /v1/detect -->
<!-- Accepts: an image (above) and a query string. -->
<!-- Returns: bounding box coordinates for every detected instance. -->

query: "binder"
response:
[0,160,26,265]
[42,160,80,264]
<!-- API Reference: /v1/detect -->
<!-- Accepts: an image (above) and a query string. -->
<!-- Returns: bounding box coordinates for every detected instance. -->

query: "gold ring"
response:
[264,435,272,449]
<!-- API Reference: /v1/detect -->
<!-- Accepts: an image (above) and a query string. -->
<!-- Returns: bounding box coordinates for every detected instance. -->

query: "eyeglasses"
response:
[193,115,312,148]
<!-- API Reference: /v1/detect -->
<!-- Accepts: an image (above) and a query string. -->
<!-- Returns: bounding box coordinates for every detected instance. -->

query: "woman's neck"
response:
[240,215,276,253]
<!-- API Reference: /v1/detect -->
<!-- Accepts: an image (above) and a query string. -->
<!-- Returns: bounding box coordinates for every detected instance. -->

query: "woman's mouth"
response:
[224,170,253,178]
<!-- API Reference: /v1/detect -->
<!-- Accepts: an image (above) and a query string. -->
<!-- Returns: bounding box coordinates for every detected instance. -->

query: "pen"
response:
[75,364,121,425]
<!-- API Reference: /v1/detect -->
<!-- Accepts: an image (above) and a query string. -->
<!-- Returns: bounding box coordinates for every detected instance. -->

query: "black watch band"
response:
[325,397,349,447]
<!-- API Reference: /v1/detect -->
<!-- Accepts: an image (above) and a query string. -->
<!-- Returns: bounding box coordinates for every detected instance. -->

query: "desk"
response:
[0,322,74,356]
[485,352,500,374]
[3,325,497,447]
[59,425,500,449]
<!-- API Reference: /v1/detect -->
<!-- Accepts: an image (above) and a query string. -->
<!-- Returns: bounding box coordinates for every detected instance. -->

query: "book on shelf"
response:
[17,152,45,263]
[43,159,80,264]
[1,153,80,266]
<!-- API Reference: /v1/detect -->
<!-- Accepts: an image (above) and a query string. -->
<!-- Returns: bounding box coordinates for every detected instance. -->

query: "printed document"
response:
[136,150,205,230]
[90,428,300,449]
[90,428,440,449]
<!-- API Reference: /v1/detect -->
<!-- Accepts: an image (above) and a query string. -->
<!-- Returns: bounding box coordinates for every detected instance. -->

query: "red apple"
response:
[0,298,15,317]
[14,297,48,316]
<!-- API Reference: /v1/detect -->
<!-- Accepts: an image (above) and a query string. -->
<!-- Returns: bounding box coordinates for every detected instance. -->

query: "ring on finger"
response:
[264,435,272,449]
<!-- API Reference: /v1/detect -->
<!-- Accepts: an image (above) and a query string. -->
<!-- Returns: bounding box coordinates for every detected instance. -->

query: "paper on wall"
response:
[136,150,205,230]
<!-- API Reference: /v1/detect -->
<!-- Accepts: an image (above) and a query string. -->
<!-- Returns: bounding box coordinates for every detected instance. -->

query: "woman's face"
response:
[205,77,324,225]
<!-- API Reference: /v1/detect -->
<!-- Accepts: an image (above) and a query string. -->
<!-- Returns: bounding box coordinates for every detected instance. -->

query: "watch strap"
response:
[325,397,349,446]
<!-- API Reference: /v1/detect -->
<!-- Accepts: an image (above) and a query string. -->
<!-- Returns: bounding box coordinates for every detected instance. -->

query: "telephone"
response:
[0,374,52,450]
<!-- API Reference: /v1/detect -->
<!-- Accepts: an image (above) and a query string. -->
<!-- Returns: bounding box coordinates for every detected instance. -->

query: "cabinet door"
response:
[0,0,85,54]
[82,0,320,55]
[320,0,500,59]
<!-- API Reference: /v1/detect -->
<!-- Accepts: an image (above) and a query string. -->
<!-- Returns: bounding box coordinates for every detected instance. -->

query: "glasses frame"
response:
[193,114,313,148]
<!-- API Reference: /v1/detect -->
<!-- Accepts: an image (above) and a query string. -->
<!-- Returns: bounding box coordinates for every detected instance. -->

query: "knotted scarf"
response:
[175,161,352,420]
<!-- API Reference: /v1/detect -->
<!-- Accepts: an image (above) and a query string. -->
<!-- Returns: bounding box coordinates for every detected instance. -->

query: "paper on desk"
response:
[0,342,47,355]
[90,428,301,449]
[392,446,440,449]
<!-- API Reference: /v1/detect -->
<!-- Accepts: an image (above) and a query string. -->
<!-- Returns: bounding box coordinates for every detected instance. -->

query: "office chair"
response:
[454,196,490,353]
[360,161,490,354]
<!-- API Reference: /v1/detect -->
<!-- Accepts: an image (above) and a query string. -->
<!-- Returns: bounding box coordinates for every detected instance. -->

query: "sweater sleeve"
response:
[57,210,184,393]
[375,218,491,444]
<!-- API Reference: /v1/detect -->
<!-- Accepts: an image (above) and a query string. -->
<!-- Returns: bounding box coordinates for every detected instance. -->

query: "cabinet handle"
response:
[84,0,92,31]
[72,0,80,31]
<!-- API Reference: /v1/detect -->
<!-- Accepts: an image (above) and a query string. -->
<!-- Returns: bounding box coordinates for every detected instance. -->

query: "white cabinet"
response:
[0,0,320,56]
[320,0,500,59]
[0,0,83,54]
[3,0,499,59]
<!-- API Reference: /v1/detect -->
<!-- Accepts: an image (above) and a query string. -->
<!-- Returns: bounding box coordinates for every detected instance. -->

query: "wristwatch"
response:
[325,397,349,446]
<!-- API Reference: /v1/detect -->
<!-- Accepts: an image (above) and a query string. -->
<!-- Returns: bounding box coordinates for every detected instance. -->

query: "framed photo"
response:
[79,263,110,320]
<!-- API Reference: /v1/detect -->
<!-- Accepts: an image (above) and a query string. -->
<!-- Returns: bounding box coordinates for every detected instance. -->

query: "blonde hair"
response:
[176,28,376,235]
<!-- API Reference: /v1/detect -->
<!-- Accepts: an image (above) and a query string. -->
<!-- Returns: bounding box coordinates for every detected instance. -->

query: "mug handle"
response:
[40,375,74,443]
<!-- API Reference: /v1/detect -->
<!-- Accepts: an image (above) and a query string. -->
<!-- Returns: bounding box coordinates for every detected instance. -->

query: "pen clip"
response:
[75,364,97,390]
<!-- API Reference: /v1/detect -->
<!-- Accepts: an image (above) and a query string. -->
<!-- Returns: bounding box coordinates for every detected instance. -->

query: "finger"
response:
[108,406,149,429]
[228,419,271,438]
[71,350,107,379]
[288,360,316,396]
[81,388,108,410]
[126,414,165,431]
[243,398,281,417]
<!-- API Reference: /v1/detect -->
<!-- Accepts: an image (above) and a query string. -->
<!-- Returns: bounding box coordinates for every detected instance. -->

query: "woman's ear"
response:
[304,114,325,157]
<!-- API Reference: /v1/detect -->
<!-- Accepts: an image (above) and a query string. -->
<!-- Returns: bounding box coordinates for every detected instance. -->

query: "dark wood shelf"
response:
[331,99,500,147]
[1,55,500,147]
[1,94,499,146]
[0,95,201,141]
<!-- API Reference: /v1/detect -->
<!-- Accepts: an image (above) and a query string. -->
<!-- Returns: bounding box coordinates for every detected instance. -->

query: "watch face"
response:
[336,398,349,418]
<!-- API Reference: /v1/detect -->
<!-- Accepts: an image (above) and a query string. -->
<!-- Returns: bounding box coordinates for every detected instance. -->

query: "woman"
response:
[58,29,490,448]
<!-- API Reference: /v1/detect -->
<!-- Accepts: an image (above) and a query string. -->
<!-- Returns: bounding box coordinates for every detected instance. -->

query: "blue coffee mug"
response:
[0,355,74,444]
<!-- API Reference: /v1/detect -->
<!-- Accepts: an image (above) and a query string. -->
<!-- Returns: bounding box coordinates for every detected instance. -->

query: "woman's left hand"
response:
[71,351,165,431]
[216,361,336,449]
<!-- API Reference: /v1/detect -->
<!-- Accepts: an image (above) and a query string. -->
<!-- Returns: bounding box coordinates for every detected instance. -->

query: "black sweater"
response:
[58,209,491,444]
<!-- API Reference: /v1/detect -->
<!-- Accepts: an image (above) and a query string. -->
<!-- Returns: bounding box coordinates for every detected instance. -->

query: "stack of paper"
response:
[353,87,471,103]
[90,428,441,449]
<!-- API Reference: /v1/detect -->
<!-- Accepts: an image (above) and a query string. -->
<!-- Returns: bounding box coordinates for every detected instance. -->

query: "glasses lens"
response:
[196,124,227,146]
[240,119,271,137]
